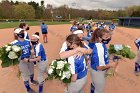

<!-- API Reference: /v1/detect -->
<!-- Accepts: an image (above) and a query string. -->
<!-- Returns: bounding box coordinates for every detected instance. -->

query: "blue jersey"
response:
[98,25,105,29]
[88,42,95,49]
[86,24,92,30]
[90,43,109,71]
[109,24,116,30]
[13,40,31,60]
[135,38,140,49]
[70,26,78,32]
[34,43,47,61]
[41,24,48,33]
[87,30,93,37]
[24,31,29,40]
[68,55,87,79]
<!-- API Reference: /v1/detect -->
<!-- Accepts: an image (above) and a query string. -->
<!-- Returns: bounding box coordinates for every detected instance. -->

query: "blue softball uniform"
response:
[41,24,48,33]
[135,38,140,49]
[87,30,93,37]
[86,24,92,30]
[68,55,87,79]
[34,43,47,61]
[24,31,29,40]
[13,40,31,60]
[90,43,109,71]
[98,25,105,29]
[70,26,78,32]
[109,24,116,30]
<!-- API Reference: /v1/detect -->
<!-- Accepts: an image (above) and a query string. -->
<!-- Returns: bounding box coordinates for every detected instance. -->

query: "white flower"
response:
[50,65,55,69]
[6,46,11,52]
[12,45,21,52]
[59,71,62,76]
[114,45,123,51]
[48,68,54,75]
[126,45,131,49]
[56,61,64,69]
[5,45,8,47]
[63,60,67,64]
[61,74,66,80]
[61,71,71,80]
[51,60,56,65]
[8,51,18,59]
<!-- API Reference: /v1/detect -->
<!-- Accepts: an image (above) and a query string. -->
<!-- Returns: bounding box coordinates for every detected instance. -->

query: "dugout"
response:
[118,17,140,27]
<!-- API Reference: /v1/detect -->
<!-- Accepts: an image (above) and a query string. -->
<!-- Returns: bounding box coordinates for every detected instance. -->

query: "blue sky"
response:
[1,0,140,10]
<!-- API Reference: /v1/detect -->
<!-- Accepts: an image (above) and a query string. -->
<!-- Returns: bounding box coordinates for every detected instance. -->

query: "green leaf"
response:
[62,78,71,83]
[53,61,57,68]
[56,69,60,76]
[63,63,70,71]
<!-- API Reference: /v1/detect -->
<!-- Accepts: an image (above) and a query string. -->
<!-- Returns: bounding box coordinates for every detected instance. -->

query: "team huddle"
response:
[11,21,117,93]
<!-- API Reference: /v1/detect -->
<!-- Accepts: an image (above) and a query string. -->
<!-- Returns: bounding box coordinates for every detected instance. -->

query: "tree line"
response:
[0,0,140,20]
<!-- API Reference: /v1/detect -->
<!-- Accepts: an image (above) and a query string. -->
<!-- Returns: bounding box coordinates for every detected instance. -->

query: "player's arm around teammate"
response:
[24,33,47,93]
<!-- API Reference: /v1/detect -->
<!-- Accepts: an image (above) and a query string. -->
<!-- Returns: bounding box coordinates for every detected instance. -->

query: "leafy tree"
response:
[0,0,14,18]
[14,3,35,19]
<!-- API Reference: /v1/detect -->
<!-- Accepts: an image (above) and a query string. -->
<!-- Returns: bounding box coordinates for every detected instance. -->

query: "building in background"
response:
[118,17,140,27]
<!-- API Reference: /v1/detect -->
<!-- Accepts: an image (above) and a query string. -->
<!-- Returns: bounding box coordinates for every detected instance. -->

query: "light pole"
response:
[51,10,53,22]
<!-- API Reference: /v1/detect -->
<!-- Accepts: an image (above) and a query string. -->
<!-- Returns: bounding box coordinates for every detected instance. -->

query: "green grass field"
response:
[0,21,70,29]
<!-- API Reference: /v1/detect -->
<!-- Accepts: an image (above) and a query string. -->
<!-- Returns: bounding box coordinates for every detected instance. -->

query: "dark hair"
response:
[35,32,39,36]
[42,22,45,25]
[72,21,77,26]
[77,25,83,30]
[90,28,110,43]
[14,33,18,40]
[66,34,84,47]
[19,23,26,28]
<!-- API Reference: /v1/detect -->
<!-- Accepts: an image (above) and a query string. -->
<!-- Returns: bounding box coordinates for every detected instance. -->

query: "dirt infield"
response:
[0,24,140,93]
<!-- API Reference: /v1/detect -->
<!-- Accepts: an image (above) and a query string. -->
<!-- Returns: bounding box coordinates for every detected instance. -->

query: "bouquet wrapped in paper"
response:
[0,44,22,68]
[47,59,72,83]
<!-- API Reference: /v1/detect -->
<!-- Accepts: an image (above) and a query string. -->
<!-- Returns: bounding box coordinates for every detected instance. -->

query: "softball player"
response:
[109,22,116,31]
[98,23,105,29]
[109,22,116,35]
[19,23,30,40]
[12,28,36,93]
[82,22,85,30]
[134,38,140,76]
[60,30,89,54]
[60,34,89,93]
[41,22,48,43]
[86,22,92,32]
[89,28,117,93]
[70,21,78,33]
[24,33,47,93]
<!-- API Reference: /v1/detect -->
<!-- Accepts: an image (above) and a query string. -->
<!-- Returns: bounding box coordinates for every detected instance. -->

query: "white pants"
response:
[19,61,34,81]
[90,68,106,93]
[66,76,87,93]
[37,60,47,84]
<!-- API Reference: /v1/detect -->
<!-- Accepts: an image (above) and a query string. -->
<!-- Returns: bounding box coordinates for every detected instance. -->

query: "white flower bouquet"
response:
[47,59,72,83]
[106,44,135,78]
[108,44,135,59]
[0,44,22,68]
